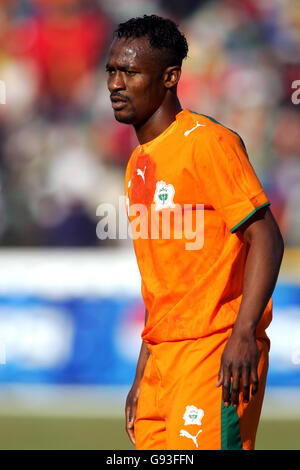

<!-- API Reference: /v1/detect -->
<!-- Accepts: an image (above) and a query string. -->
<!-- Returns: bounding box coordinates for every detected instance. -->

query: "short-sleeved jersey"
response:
[124,109,272,344]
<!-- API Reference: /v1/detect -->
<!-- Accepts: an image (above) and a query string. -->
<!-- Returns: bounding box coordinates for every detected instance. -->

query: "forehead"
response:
[108,37,158,69]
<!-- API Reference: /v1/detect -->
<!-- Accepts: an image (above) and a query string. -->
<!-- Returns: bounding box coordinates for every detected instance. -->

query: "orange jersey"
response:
[125,109,272,344]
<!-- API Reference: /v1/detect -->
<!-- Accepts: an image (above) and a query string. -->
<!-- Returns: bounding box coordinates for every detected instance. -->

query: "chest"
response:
[125,143,203,211]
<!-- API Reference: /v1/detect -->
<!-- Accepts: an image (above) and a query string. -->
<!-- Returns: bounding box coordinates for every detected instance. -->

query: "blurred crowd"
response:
[0,0,299,247]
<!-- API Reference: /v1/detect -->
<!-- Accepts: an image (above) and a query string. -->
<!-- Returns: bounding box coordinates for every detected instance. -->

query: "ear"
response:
[163,66,182,89]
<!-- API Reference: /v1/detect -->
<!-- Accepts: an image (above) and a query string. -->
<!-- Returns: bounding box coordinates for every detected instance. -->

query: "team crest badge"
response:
[183,405,204,426]
[154,180,175,211]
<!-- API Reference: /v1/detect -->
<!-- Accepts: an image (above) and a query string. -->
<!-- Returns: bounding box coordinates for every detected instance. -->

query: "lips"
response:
[111,100,128,110]
[110,95,128,110]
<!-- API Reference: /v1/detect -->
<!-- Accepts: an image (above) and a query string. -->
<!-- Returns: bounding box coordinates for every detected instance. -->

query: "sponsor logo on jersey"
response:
[154,180,175,211]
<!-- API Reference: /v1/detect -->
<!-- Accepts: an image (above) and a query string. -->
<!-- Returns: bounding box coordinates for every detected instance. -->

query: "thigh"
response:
[165,332,228,450]
[134,353,167,450]
[164,333,269,450]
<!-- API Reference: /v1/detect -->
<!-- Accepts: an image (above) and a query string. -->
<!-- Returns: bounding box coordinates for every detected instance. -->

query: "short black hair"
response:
[114,14,188,67]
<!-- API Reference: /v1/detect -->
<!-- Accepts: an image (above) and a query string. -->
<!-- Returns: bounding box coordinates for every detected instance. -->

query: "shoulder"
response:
[181,110,245,151]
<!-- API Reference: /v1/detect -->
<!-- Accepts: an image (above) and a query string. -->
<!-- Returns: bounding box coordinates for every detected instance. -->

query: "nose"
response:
[108,70,125,92]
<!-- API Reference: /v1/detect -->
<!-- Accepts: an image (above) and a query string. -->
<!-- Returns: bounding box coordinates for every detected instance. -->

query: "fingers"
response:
[216,367,223,388]
[231,368,241,408]
[217,365,259,408]
[125,404,136,445]
[222,368,232,407]
[217,365,231,407]
[241,365,250,404]
[251,367,259,396]
[126,417,135,445]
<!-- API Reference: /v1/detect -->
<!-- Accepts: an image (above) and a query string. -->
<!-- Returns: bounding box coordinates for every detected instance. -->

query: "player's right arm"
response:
[125,309,150,445]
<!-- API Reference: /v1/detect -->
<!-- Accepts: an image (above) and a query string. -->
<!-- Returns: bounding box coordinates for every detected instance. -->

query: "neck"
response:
[135,95,182,145]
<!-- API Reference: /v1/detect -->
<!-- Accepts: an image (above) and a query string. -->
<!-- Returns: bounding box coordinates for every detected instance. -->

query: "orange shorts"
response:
[134,330,269,450]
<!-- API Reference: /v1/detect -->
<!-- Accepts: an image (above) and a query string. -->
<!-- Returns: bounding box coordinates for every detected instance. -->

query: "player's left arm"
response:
[216,206,284,408]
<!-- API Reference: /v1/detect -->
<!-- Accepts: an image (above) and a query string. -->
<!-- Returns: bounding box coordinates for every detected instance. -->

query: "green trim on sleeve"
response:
[230,201,270,234]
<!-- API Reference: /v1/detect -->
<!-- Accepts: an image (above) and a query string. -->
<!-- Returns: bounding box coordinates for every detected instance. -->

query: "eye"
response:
[126,70,137,76]
[105,67,115,74]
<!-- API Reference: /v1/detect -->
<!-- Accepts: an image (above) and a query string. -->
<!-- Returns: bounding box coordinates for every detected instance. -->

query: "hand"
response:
[216,330,259,408]
[125,381,140,445]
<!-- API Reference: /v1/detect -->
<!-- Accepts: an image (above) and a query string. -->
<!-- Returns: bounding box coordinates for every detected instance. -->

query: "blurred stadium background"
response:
[0,0,299,450]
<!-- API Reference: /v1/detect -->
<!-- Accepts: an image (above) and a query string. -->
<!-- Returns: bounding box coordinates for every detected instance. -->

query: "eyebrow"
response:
[105,63,138,72]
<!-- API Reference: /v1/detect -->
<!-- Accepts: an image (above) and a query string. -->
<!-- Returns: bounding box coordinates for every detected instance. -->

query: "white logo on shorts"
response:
[179,429,202,448]
[183,405,204,426]
[179,405,204,448]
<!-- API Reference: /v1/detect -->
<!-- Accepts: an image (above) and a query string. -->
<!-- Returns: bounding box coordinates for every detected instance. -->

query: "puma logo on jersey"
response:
[136,166,146,182]
[179,429,202,448]
[184,121,206,137]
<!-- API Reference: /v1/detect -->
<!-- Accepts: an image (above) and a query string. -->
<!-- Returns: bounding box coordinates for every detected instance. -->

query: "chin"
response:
[113,109,137,125]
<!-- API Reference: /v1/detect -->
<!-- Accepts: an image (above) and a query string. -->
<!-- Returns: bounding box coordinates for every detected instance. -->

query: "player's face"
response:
[106,37,166,126]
